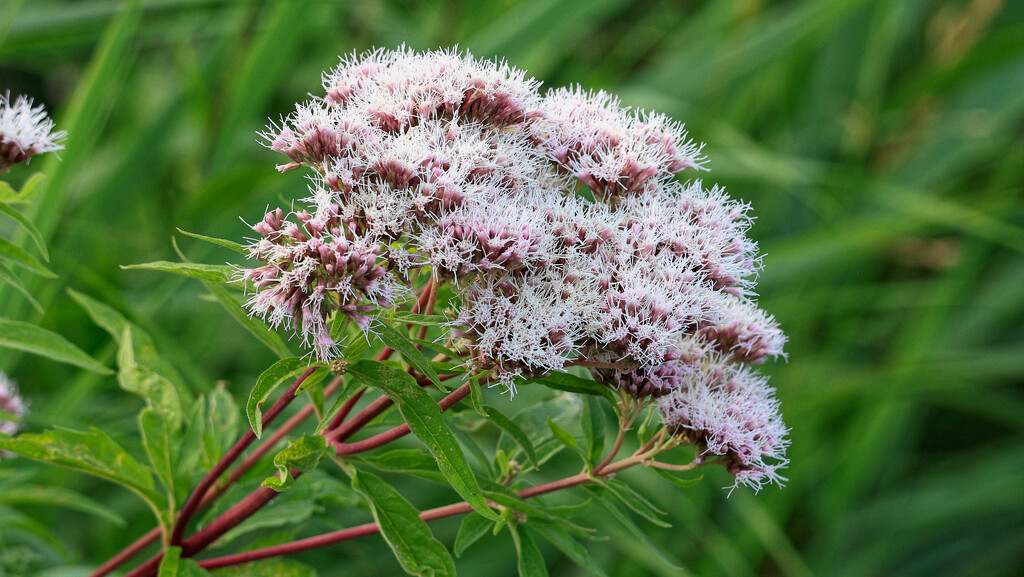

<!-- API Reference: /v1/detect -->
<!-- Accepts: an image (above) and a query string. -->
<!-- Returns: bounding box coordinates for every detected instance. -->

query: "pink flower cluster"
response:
[1,373,26,457]
[0,92,66,173]
[658,358,789,492]
[246,47,789,489]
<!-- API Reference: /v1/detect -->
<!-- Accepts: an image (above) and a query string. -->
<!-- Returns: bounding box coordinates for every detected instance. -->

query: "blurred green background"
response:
[2,0,1023,575]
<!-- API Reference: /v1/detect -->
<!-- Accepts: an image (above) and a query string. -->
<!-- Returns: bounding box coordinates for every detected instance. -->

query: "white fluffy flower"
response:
[658,356,789,492]
[1,373,27,445]
[0,92,66,172]
[245,47,782,383]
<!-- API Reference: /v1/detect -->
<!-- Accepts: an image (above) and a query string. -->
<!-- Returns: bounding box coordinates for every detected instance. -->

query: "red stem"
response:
[327,388,366,430]
[88,528,160,577]
[333,382,471,455]
[91,374,340,577]
[169,367,318,546]
[206,375,345,503]
[196,471,594,569]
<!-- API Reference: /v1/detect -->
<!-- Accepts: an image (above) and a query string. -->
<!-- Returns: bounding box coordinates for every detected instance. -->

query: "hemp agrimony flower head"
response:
[0,373,27,457]
[243,46,791,490]
[0,92,66,173]
[658,356,790,492]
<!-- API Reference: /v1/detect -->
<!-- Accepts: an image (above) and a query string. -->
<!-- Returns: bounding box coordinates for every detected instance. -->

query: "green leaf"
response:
[342,329,371,361]
[598,481,671,528]
[533,525,609,577]
[0,261,43,313]
[0,427,164,518]
[212,559,316,577]
[0,486,126,526]
[529,372,616,405]
[582,486,680,568]
[121,261,233,283]
[158,546,209,577]
[139,408,177,513]
[203,281,293,358]
[374,321,443,389]
[247,357,316,438]
[0,236,55,278]
[0,319,112,374]
[411,339,465,362]
[176,228,247,255]
[176,400,208,503]
[205,386,240,462]
[352,449,447,485]
[454,513,493,557]
[487,405,539,468]
[118,327,184,431]
[69,289,191,400]
[262,434,329,491]
[511,524,549,577]
[467,378,487,417]
[350,469,457,577]
[480,484,593,537]
[314,381,359,434]
[0,173,44,203]
[581,395,605,466]
[67,288,129,341]
[391,311,450,326]
[0,201,48,260]
[349,360,500,522]
[651,468,704,488]
[547,417,581,453]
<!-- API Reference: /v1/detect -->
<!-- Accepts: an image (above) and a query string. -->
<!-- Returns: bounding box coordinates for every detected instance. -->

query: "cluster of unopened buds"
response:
[244,47,790,490]
[0,91,66,173]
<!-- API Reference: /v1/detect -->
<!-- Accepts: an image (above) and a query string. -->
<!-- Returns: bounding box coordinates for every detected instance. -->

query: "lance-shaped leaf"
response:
[391,311,450,326]
[511,524,549,577]
[533,525,609,577]
[349,360,499,521]
[581,395,605,466]
[374,321,442,389]
[176,228,247,255]
[118,327,184,431]
[351,469,456,577]
[651,468,704,488]
[0,202,48,261]
[352,449,447,485]
[454,513,494,557]
[0,486,126,526]
[247,357,319,438]
[599,480,671,527]
[0,236,55,278]
[0,319,112,374]
[582,486,681,568]
[262,434,329,491]
[69,289,191,400]
[529,372,616,405]
[480,482,594,537]
[205,386,241,462]
[139,408,177,513]
[0,261,43,313]
[122,261,233,283]
[0,427,165,520]
[204,280,293,358]
[486,405,539,468]
[547,417,586,463]
[158,546,210,577]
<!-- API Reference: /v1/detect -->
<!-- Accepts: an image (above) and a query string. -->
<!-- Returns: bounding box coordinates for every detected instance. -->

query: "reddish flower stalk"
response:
[332,381,471,455]
[90,376,344,577]
[196,452,696,570]
[88,529,160,577]
[170,367,320,545]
